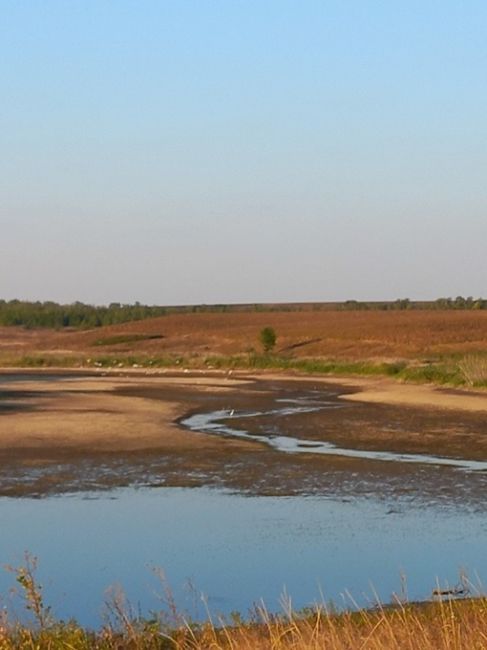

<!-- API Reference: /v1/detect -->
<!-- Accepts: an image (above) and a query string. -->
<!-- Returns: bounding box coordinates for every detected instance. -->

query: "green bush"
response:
[259,327,277,353]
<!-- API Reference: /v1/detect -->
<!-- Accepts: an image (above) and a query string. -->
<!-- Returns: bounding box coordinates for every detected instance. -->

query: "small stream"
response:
[182,400,487,472]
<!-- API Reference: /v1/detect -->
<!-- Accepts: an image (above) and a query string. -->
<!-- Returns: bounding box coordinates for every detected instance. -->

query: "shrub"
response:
[259,327,277,353]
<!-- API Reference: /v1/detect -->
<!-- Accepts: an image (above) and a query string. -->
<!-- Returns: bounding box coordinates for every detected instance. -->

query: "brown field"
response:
[1,309,487,363]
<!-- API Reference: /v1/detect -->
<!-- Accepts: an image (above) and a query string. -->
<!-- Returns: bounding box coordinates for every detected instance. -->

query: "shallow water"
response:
[0,487,486,628]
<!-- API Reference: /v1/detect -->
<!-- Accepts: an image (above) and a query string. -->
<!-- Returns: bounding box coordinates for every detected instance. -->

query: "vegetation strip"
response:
[4,352,487,388]
[2,296,487,329]
[2,562,487,650]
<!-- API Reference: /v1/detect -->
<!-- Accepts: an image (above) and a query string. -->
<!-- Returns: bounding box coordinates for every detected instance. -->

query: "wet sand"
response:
[251,373,487,412]
[0,370,486,501]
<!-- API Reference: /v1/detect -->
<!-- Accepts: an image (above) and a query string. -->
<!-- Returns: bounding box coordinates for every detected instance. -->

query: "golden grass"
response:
[2,559,487,650]
[192,598,487,650]
[2,597,487,649]
[459,355,487,387]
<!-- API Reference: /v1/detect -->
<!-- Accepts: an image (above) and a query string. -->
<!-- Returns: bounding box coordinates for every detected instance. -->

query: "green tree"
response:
[260,326,277,353]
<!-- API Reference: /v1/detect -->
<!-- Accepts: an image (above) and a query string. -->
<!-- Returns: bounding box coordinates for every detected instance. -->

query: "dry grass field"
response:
[1,309,487,365]
[2,591,487,649]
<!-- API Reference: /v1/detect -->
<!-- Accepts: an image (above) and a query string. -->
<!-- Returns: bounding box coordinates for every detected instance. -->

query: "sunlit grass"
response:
[1,351,487,391]
[1,559,487,650]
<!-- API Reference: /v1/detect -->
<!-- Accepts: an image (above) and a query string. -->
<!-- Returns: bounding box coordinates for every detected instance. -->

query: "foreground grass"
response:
[1,559,486,649]
[2,597,487,649]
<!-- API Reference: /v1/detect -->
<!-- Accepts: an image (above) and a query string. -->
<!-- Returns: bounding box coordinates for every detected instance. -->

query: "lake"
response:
[1,371,487,629]
[0,486,485,628]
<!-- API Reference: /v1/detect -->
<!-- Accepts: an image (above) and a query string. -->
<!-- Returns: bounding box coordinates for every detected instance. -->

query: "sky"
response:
[1,1,487,305]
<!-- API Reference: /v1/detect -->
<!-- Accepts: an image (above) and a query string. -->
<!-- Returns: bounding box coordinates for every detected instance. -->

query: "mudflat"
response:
[1,370,487,501]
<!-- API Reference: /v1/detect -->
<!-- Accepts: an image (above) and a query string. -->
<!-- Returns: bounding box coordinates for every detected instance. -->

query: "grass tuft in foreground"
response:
[2,596,487,649]
[1,558,487,649]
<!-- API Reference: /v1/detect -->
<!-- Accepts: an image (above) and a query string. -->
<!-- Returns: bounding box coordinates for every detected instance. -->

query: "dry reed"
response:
[1,596,487,649]
[459,355,487,386]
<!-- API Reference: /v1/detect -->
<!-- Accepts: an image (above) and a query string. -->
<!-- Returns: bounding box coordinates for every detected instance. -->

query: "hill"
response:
[1,309,487,367]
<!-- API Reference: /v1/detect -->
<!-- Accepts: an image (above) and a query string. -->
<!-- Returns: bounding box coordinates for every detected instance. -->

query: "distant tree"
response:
[260,326,277,353]
[395,298,411,310]
[436,297,450,309]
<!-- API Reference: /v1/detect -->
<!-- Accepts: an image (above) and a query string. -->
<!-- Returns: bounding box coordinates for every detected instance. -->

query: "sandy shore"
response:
[330,377,487,412]
[0,372,256,452]
[247,371,487,412]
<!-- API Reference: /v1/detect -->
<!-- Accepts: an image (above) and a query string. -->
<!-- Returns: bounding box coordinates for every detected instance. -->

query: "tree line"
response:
[0,300,168,329]
[342,297,487,311]
[0,296,486,329]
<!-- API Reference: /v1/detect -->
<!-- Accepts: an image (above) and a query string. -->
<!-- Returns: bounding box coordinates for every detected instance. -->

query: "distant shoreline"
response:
[2,365,487,412]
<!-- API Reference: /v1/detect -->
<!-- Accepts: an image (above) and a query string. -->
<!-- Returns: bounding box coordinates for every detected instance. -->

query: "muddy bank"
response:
[0,370,486,502]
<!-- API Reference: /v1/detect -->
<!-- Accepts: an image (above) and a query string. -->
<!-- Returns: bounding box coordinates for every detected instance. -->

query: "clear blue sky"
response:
[2,1,486,305]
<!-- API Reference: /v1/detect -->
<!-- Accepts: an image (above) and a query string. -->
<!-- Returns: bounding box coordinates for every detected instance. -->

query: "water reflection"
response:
[0,487,485,628]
